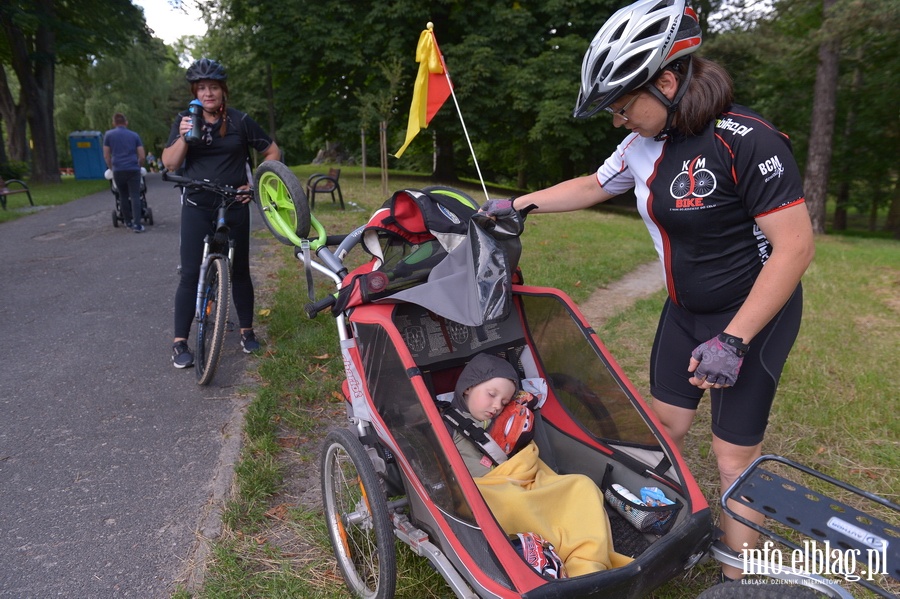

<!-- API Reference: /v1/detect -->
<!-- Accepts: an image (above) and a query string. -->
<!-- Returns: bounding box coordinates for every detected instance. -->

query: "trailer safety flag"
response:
[394,24,452,158]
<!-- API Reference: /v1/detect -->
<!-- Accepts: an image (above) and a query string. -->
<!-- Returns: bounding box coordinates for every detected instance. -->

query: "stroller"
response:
[252,161,898,599]
[106,167,153,228]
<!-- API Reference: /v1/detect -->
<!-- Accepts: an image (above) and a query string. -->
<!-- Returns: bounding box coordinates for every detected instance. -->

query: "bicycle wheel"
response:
[321,428,396,599]
[195,257,230,386]
[254,160,310,244]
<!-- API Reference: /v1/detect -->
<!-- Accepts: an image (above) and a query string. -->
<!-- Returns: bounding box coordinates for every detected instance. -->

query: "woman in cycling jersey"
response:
[161,58,281,369]
[481,0,815,582]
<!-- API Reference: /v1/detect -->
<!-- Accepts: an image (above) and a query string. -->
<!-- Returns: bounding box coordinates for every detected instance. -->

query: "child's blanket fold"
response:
[474,441,633,577]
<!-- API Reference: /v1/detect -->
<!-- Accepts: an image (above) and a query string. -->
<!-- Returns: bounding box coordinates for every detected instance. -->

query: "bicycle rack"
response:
[721,455,899,599]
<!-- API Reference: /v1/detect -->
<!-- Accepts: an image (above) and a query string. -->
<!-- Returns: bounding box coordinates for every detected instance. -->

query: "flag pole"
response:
[429,24,491,202]
[442,68,490,202]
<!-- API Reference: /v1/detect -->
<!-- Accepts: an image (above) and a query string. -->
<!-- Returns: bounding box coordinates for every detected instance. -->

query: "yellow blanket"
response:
[474,442,633,577]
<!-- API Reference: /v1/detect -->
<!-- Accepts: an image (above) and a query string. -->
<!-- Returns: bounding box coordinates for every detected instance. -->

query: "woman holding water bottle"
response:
[161,58,281,369]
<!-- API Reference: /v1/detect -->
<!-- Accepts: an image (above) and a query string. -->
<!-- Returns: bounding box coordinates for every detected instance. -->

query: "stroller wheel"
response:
[321,428,396,599]
[145,207,154,226]
[112,210,119,227]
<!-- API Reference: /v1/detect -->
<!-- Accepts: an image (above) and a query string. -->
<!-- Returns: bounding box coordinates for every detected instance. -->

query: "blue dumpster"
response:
[68,131,106,180]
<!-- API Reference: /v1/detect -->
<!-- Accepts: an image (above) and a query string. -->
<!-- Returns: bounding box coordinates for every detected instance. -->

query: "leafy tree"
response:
[0,0,149,182]
[200,0,641,189]
[54,38,177,166]
[705,0,899,235]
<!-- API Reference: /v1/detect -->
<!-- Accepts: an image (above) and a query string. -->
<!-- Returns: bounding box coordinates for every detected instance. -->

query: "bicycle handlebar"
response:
[162,171,253,199]
[305,294,337,319]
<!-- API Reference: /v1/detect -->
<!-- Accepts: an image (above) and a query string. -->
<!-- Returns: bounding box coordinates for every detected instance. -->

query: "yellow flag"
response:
[394,24,452,158]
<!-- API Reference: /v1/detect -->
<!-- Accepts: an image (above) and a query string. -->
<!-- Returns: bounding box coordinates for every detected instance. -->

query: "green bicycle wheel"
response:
[254,160,311,244]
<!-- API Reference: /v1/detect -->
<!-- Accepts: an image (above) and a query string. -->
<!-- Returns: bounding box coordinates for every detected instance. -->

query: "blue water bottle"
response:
[183,99,204,146]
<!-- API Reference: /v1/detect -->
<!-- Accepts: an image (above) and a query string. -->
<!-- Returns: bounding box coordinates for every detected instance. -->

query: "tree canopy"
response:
[0,0,152,182]
[0,0,897,235]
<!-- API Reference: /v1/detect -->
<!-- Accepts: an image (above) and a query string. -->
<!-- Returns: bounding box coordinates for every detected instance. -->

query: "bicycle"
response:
[162,171,254,385]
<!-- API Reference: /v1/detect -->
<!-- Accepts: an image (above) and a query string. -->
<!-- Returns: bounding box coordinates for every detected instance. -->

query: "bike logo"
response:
[437,203,462,225]
[669,156,717,208]
[716,116,754,137]
[758,155,785,182]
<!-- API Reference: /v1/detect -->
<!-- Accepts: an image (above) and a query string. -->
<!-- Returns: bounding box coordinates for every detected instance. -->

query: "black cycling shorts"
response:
[649,285,803,446]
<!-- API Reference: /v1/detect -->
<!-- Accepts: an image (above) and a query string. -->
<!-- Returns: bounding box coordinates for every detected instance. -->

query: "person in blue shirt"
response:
[103,113,146,232]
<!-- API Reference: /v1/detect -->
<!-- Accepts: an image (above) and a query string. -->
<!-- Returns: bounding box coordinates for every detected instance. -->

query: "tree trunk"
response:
[432,130,457,181]
[0,63,30,164]
[265,63,278,146]
[833,182,848,230]
[802,0,840,235]
[868,188,881,232]
[0,125,7,166]
[832,62,862,232]
[379,121,388,197]
[2,0,60,183]
[885,179,900,239]
[516,144,528,190]
[0,66,14,163]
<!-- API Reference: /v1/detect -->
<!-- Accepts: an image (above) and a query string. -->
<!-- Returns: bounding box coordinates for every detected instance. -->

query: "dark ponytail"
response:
[674,57,733,137]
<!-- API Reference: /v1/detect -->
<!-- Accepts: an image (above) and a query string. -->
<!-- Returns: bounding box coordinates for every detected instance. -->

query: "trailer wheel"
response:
[697,579,828,598]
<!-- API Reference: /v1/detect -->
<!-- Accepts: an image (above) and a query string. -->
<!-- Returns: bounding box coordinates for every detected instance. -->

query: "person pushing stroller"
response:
[103,112,147,232]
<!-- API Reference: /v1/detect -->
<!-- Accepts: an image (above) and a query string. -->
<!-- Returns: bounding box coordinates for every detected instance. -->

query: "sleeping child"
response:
[442,353,633,578]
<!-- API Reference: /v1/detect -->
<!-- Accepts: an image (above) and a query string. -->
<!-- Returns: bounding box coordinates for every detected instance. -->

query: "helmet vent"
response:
[594,50,611,80]
[615,52,651,81]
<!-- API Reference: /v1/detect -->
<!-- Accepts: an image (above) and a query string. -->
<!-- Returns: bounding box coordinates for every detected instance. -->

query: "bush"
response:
[0,161,30,180]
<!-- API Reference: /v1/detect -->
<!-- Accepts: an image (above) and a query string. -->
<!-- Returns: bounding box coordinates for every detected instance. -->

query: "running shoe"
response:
[240,330,261,354]
[172,341,194,368]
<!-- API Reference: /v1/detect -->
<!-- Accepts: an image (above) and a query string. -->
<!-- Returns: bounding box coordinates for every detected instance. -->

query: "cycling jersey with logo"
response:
[165,107,273,209]
[596,104,804,313]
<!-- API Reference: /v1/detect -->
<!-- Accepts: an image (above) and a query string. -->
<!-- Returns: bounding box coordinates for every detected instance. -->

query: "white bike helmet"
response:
[574,0,702,118]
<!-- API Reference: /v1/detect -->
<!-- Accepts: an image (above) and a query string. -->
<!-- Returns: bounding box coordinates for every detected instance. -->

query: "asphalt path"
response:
[0,173,267,598]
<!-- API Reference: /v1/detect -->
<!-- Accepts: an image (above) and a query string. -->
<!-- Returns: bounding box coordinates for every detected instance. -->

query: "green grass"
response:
[0,176,107,223]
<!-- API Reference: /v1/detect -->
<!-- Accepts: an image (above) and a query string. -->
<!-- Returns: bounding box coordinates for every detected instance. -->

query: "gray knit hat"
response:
[452,354,519,412]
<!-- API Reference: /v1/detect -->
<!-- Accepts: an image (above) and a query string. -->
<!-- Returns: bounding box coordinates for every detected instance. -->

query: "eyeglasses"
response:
[604,93,641,122]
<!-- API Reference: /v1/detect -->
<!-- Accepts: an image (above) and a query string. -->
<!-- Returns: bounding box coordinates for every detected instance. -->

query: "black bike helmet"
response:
[185,58,228,83]
[574,0,702,118]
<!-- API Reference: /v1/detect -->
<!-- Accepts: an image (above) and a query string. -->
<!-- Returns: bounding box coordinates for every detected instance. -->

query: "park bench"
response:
[0,176,34,210]
[305,167,345,210]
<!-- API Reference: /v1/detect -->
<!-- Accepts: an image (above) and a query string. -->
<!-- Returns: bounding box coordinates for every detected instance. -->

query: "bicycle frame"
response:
[163,171,252,386]
[194,203,235,320]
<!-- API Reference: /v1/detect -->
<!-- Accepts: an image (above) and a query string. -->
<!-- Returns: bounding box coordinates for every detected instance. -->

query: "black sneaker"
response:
[132,223,145,233]
[240,330,260,354]
[172,340,194,368]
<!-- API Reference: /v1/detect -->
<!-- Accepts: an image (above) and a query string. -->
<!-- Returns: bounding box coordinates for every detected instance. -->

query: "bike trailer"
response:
[250,163,896,599]
[320,195,715,597]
